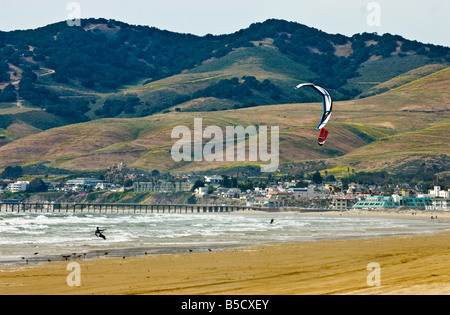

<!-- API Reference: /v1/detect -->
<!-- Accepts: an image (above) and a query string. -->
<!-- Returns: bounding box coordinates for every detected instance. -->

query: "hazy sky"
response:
[1,0,449,47]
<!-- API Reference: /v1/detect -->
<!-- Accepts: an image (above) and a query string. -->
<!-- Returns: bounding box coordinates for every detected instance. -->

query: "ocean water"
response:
[1,212,449,266]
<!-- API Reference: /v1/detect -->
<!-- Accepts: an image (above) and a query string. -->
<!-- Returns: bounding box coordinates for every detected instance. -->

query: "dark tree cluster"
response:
[192,76,282,105]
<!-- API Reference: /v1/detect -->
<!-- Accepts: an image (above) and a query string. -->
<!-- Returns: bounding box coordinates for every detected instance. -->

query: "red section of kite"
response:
[318,128,329,146]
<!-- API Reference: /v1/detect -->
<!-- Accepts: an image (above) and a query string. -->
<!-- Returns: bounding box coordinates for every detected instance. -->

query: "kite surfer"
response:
[95,227,107,240]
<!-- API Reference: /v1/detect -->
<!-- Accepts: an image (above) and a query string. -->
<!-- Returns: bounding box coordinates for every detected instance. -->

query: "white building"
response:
[333,198,356,211]
[66,178,103,187]
[426,199,450,211]
[419,186,450,199]
[6,181,29,192]
[60,186,74,192]
[288,187,309,198]
[134,181,193,192]
[95,182,121,191]
[223,188,241,199]
[204,175,223,185]
[429,186,450,198]
[287,186,331,199]
[194,186,208,197]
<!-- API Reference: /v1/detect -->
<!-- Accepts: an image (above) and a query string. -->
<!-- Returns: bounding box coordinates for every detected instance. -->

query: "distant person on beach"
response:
[270,219,274,224]
[95,227,106,240]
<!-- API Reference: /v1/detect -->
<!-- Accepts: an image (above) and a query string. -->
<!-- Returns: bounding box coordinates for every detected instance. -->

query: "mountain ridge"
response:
[0,18,448,131]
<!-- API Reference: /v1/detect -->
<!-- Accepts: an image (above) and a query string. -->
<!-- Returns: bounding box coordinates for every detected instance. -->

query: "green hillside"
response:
[335,123,449,170]
[326,68,450,177]
[0,66,447,177]
[0,18,448,139]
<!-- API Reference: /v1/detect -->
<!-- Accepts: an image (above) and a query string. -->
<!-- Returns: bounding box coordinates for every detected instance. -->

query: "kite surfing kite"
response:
[295,83,333,146]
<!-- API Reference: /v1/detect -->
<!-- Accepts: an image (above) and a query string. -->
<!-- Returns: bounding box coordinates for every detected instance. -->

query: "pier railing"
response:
[0,202,268,214]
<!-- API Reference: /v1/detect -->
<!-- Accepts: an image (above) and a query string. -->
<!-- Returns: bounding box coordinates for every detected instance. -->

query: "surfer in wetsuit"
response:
[95,227,106,240]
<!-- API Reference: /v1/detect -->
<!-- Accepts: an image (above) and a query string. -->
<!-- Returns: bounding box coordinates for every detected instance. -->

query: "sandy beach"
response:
[271,209,450,221]
[1,217,450,295]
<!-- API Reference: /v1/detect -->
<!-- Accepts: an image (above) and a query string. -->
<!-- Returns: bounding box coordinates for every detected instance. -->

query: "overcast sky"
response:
[1,0,448,47]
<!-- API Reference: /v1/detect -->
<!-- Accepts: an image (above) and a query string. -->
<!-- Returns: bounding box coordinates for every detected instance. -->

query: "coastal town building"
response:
[353,196,434,210]
[60,186,74,192]
[194,186,208,197]
[287,186,331,199]
[288,187,309,198]
[419,186,450,199]
[353,196,399,209]
[399,196,432,209]
[134,181,193,193]
[426,199,450,211]
[66,178,103,187]
[333,197,356,211]
[95,182,122,191]
[223,188,241,199]
[6,181,29,193]
[204,175,223,185]
[266,191,293,207]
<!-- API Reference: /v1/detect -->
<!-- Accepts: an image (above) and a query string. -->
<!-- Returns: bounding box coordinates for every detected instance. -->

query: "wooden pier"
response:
[0,202,264,214]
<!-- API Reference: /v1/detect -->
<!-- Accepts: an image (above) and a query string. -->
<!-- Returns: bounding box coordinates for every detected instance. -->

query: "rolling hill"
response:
[0,66,448,178]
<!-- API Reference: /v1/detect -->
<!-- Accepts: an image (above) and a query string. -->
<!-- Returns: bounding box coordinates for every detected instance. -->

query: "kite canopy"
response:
[295,83,333,131]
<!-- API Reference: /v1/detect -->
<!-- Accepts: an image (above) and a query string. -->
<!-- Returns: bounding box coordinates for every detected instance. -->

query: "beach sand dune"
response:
[1,230,450,295]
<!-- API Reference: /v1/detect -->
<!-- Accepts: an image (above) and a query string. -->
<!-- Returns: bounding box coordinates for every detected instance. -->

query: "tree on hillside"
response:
[312,171,323,185]
[295,180,309,188]
[1,166,23,179]
[0,84,17,102]
[0,61,10,82]
[151,169,160,177]
[27,178,48,193]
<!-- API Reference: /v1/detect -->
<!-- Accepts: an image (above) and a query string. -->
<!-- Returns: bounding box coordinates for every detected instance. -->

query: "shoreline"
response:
[244,208,450,220]
[1,209,449,268]
[2,230,450,295]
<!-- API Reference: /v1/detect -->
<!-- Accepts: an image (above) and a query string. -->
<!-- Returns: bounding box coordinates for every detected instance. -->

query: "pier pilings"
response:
[0,202,260,214]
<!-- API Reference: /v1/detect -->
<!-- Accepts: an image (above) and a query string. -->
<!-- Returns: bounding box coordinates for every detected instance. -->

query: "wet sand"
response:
[2,229,450,295]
